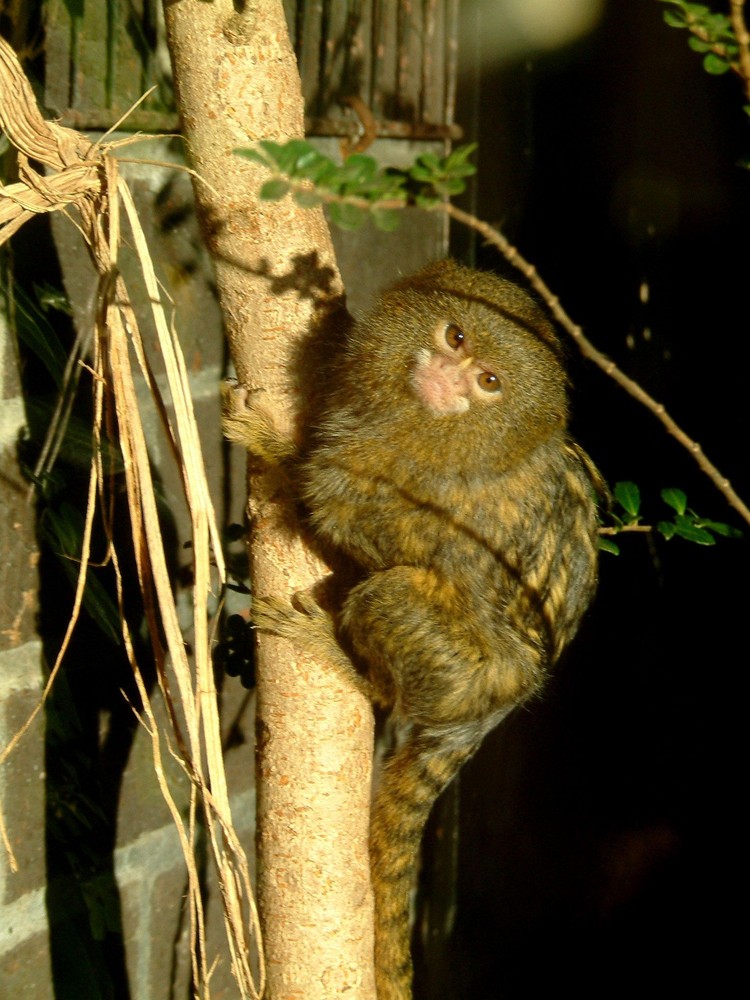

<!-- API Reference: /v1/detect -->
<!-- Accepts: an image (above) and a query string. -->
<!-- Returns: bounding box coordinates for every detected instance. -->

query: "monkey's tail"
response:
[370,729,481,1000]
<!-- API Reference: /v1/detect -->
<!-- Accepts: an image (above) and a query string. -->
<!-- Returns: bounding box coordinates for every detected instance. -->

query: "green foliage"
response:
[600,480,643,553]
[598,535,622,556]
[614,480,642,521]
[38,501,124,643]
[11,280,132,641]
[409,144,479,205]
[602,480,741,553]
[656,486,741,543]
[14,283,71,389]
[235,139,478,231]
[660,1,740,77]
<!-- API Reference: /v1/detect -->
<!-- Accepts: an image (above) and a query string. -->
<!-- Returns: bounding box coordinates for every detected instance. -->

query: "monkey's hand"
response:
[221,379,297,467]
[252,590,373,698]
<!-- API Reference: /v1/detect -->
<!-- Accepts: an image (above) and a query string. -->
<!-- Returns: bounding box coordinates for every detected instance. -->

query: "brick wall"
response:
[0,136,445,997]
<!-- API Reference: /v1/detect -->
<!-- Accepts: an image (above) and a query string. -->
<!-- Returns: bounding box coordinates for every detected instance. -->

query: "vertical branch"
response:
[730,0,750,98]
[161,2,376,998]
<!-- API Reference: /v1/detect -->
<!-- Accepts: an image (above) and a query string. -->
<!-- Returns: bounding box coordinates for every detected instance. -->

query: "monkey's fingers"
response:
[221,379,297,466]
[290,587,330,619]
[251,593,371,697]
[250,595,299,635]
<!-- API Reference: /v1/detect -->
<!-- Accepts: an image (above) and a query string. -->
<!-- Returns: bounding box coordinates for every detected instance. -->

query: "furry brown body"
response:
[223,260,602,1000]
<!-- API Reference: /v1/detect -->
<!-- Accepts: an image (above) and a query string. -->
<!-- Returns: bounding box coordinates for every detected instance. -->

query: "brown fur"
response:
[223,260,603,1000]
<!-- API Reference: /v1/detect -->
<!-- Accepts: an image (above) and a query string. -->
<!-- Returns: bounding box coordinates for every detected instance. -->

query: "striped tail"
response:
[370,731,481,1000]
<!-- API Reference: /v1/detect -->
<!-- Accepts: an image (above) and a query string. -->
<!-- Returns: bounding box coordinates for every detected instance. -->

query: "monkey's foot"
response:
[251,592,371,697]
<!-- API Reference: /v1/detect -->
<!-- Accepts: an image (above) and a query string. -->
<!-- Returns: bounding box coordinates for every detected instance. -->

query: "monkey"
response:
[222,259,604,1000]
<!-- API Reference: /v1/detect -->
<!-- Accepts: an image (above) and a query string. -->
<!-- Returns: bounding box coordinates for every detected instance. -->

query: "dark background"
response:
[431,2,748,996]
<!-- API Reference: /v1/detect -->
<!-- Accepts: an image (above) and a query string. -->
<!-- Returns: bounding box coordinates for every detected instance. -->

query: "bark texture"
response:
[163,2,376,996]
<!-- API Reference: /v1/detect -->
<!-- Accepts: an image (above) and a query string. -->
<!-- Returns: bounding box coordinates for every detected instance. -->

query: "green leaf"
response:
[688,36,712,52]
[657,521,678,540]
[415,152,441,173]
[444,142,478,168]
[599,537,620,555]
[40,501,81,555]
[293,189,323,208]
[614,481,641,517]
[13,285,70,388]
[283,139,319,172]
[378,184,409,204]
[444,162,477,180]
[414,192,441,209]
[256,139,287,166]
[23,401,122,473]
[704,13,733,38]
[661,487,687,514]
[383,166,410,187]
[663,10,688,27]
[703,52,732,74]
[40,506,123,642]
[234,146,272,166]
[695,519,742,539]
[357,181,403,202]
[259,178,291,201]
[371,207,402,231]
[328,201,367,230]
[409,165,436,183]
[339,154,378,182]
[292,151,331,181]
[439,177,468,195]
[298,157,339,186]
[257,139,313,174]
[443,148,478,180]
[294,146,325,170]
[673,521,716,545]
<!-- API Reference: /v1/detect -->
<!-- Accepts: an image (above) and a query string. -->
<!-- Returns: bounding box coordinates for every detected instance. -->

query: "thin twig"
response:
[599,524,654,536]
[258,167,750,527]
[439,202,750,528]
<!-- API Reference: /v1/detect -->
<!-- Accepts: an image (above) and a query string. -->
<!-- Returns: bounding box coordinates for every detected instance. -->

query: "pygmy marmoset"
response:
[223,259,603,1000]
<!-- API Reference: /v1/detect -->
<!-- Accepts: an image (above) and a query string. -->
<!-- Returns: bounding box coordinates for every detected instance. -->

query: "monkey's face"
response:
[332,261,570,475]
[414,265,566,424]
[411,319,504,416]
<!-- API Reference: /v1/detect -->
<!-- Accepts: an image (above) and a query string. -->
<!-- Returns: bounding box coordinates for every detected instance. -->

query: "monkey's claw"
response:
[251,591,369,695]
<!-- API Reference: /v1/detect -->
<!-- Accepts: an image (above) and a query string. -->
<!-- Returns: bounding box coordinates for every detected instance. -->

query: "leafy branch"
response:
[235,138,750,531]
[660,0,750,103]
[235,139,477,232]
[599,482,741,554]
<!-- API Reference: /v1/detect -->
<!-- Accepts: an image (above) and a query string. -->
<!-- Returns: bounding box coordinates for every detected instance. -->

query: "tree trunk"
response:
[163,2,376,997]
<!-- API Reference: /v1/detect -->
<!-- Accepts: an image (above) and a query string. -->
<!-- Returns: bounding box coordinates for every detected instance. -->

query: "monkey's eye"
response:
[477,371,501,393]
[443,322,465,350]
